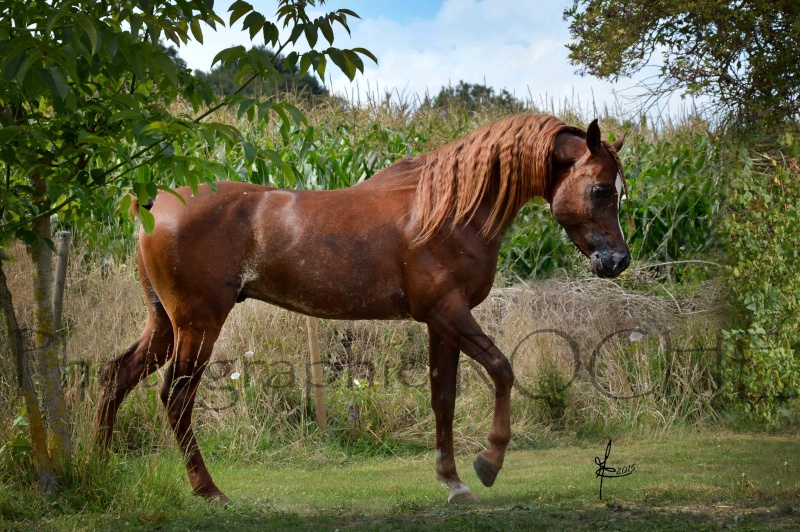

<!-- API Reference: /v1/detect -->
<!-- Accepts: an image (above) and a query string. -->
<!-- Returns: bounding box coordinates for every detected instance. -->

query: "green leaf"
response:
[140,121,168,135]
[304,24,318,48]
[90,169,107,185]
[337,8,361,19]
[229,0,254,26]
[262,22,279,46]
[212,46,246,68]
[353,47,378,65]
[138,205,155,234]
[75,15,99,55]
[190,19,204,44]
[42,66,69,100]
[15,49,43,84]
[289,23,305,44]
[237,98,255,120]
[299,54,312,77]
[281,162,295,187]
[327,48,355,80]
[201,160,228,180]
[318,17,334,44]
[242,12,265,40]
[108,109,143,124]
[257,101,273,122]
[344,49,364,73]
[0,126,22,145]
[243,141,257,164]
[284,104,306,126]
[152,53,178,86]
[116,194,132,215]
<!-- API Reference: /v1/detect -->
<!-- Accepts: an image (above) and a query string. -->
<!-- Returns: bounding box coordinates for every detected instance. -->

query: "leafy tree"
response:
[161,43,188,71]
[564,1,800,127]
[195,45,326,99]
[0,0,374,493]
[433,81,523,114]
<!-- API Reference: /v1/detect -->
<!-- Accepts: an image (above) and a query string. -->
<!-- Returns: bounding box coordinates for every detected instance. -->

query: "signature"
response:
[594,439,635,500]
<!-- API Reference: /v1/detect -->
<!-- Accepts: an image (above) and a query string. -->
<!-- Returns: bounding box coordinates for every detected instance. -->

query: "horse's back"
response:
[138,180,418,320]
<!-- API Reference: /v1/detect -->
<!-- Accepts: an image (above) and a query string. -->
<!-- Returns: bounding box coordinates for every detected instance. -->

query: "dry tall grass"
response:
[0,239,725,462]
[0,91,724,462]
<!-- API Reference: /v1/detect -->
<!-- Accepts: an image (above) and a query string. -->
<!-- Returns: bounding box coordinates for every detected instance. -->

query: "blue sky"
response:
[322,0,442,24]
[178,1,684,116]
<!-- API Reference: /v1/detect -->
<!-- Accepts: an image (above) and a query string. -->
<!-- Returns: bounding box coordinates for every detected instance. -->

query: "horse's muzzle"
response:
[590,250,631,278]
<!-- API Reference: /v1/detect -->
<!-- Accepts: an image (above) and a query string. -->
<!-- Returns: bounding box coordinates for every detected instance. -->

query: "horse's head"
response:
[548,119,631,278]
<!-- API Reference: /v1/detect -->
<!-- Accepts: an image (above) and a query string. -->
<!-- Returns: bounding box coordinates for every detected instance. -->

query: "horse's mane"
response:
[411,114,585,244]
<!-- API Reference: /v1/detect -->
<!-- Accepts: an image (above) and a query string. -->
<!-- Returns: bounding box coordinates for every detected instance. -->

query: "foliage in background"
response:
[0,0,375,493]
[564,0,800,128]
[429,80,524,114]
[498,122,724,281]
[194,45,327,99]
[563,0,800,428]
[719,139,800,424]
[623,130,722,264]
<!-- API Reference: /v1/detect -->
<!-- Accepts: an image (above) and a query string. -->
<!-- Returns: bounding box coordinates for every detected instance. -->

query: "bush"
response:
[499,128,724,281]
[719,137,800,424]
[623,133,722,265]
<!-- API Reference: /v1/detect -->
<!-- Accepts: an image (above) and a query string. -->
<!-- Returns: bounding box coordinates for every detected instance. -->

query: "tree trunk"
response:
[27,215,73,473]
[51,231,71,334]
[0,250,59,493]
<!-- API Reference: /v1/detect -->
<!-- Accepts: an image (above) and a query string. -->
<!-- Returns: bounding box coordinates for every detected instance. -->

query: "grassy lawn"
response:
[4,432,800,530]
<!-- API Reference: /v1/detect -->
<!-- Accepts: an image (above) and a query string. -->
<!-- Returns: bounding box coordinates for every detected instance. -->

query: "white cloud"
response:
[177,0,697,117]
[324,0,642,113]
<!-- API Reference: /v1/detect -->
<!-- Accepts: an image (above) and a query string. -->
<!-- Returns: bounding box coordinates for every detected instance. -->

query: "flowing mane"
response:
[411,114,628,244]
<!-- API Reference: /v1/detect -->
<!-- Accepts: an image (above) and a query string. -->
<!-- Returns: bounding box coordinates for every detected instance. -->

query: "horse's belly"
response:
[242,276,412,320]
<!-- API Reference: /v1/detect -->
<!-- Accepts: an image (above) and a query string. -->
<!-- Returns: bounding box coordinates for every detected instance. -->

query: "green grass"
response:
[3,432,799,530]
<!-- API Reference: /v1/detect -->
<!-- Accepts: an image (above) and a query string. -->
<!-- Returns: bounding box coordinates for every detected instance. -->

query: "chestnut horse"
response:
[95,114,630,504]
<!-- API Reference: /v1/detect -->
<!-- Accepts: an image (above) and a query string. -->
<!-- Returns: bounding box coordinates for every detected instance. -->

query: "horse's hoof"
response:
[448,490,480,503]
[198,489,230,506]
[209,493,230,507]
[473,455,500,487]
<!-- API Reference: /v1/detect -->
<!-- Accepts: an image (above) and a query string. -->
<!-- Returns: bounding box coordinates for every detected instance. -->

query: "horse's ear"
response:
[586,119,601,155]
[611,132,626,153]
[553,131,584,166]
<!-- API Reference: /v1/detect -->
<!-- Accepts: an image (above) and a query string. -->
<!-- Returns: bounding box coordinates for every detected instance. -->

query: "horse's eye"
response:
[592,185,612,199]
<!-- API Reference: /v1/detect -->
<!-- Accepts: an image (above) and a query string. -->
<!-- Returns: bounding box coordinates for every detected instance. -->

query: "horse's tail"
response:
[130,196,154,219]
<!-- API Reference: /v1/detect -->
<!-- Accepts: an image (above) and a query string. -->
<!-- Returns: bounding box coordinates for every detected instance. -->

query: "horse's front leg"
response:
[426,296,514,489]
[427,325,479,503]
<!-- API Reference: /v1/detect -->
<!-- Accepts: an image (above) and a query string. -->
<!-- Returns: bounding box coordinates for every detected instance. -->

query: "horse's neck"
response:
[473,168,549,240]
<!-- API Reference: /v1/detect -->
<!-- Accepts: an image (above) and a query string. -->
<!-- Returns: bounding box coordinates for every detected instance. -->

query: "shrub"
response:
[719,137,800,424]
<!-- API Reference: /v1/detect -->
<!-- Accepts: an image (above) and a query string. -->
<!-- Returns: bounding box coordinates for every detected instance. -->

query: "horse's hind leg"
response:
[160,318,228,504]
[428,326,479,503]
[95,266,173,454]
[425,296,514,490]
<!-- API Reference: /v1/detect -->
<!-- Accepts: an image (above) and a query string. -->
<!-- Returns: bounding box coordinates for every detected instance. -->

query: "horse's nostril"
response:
[612,253,631,274]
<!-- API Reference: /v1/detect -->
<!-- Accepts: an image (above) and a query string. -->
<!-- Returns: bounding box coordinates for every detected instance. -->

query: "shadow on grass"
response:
[32,496,797,532]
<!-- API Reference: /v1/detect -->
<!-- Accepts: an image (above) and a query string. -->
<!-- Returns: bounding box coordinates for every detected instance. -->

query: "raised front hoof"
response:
[448,490,480,504]
[473,455,500,487]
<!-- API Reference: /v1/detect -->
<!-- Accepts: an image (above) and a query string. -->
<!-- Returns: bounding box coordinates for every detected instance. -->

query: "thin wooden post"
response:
[51,231,71,333]
[305,315,328,431]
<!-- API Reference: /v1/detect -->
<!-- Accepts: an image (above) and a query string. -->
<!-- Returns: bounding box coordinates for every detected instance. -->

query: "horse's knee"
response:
[489,357,514,389]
